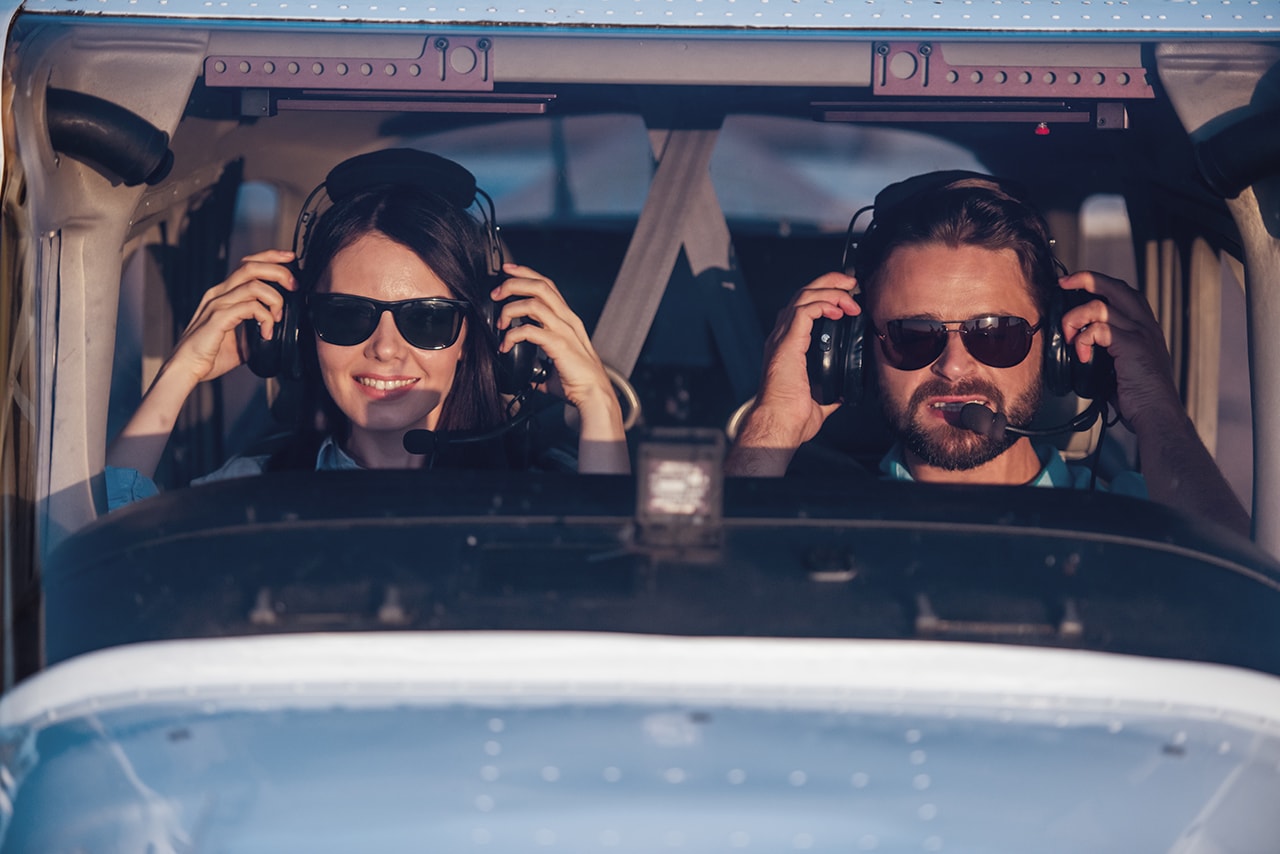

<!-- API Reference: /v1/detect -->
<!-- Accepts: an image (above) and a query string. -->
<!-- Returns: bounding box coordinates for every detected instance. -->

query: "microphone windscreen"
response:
[960,403,1007,442]
[403,429,441,456]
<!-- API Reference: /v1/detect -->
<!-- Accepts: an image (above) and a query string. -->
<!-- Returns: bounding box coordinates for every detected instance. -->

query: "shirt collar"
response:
[879,442,1069,487]
[315,435,364,471]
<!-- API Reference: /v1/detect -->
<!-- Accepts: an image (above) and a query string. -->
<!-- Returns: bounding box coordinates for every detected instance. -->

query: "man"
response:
[725,171,1252,538]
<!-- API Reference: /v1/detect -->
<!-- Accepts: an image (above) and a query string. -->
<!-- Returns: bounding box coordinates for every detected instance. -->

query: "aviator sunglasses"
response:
[877,315,1043,371]
[307,293,470,350]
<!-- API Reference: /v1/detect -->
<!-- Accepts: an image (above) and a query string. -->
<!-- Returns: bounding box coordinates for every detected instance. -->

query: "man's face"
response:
[869,242,1044,471]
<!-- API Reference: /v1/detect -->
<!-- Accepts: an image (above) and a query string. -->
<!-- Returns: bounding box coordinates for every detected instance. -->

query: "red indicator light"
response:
[1034,122,1050,136]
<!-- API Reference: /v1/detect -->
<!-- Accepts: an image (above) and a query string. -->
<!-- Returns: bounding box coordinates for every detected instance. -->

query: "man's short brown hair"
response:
[855,173,1061,322]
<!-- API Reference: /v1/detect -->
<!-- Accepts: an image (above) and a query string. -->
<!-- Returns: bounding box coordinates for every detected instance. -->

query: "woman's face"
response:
[315,232,467,450]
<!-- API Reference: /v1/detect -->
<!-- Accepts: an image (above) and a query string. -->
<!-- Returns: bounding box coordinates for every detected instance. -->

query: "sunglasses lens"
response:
[309,295,378,346]
[881,320,948,370]
[309,295,467,350]
[964,316,1035,368]
[395,300,465,350]
[880,316,1037,370]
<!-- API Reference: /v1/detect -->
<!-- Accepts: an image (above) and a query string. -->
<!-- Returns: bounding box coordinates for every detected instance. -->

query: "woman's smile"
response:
[354,374,419,398]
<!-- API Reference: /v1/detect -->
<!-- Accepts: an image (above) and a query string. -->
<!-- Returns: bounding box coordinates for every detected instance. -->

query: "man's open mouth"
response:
[927,398,991,427]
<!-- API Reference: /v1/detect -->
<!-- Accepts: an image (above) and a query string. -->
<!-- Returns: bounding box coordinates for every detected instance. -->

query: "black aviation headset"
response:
[805,170,1116,441]
[242,148,542,397]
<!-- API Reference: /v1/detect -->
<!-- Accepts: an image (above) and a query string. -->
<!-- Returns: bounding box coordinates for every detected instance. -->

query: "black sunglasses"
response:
[307,293,469,350]
[877,315,1043,371]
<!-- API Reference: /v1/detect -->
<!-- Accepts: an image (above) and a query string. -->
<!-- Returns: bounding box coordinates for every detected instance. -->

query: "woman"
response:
[106,172,629,509]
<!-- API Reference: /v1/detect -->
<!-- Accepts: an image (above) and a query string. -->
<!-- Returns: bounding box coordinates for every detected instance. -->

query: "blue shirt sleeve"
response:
[104,465,160,511]
[105,454,274,512]
[105,438,347,512]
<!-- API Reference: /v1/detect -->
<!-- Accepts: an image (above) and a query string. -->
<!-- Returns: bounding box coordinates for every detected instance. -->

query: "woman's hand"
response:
[107,250,297,480]
[167,249,298,387]
[726,272,859,476]
[491,263,629,473]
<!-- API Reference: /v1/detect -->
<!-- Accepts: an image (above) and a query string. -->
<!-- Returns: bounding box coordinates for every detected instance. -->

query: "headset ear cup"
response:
[1043,289,1117,400]
[497,334,539,396]
[806,311,866,406]
[243,284,303,380]
[807,316,843,406]
[1042,290,1073,398]
[243,316,281,379]
[841,312,867,407]
[486,296,542,395]
[279,290,304,382]
[1072,346,1116,401]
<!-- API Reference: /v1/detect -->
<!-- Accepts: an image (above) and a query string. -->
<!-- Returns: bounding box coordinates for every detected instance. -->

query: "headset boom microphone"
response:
[959,400,1105,443]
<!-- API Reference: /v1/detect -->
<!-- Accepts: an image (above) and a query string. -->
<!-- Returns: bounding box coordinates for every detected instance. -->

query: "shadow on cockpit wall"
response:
[6,492,41,687]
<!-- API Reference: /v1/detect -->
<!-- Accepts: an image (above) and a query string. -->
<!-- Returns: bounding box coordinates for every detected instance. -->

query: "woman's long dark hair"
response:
[297,184,507,440]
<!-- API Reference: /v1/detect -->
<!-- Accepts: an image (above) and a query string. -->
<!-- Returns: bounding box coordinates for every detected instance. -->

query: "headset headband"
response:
[870,169,1012,216]
[293,148,502,274]
[844,170,1045,278]
[325,148,478,208]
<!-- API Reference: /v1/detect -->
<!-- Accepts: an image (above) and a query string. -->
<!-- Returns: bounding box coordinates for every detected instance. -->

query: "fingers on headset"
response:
[1063,296,1145,344]
[205,267,294,319]
[501,303,584,358]
[495,287,542,328]
[1072,322,1111,363]
[235,279,291,322]
[189,294,273,347]
[221,287,280,330]
[238,261,298,292]
[496,315,553,355]
[791,299,848,339]
[495,277,594,350]
[496,264,564,302]
[795,289,860,318]
[240,248,296,265]
[200,285,286,344]
[1060,270,1150,321]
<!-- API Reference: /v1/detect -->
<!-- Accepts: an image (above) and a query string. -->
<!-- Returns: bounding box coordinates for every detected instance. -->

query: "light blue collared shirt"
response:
[878,442,1147,496]
[105,436,360,512]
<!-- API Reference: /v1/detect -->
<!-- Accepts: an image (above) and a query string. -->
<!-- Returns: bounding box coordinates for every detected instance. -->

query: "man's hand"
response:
[726,272,860,476]
[1058,271,1250,537]
[1058,271,1182,433]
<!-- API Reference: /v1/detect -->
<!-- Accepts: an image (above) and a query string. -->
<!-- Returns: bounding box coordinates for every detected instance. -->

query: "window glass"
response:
[228,180,281,261]
[411,115,652,224]
[713,116,984,234]
[411,115,984,233]
[1079,194,1138,285]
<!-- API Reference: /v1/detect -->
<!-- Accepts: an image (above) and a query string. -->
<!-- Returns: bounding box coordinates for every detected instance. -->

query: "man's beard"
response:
[883,377,1043,471]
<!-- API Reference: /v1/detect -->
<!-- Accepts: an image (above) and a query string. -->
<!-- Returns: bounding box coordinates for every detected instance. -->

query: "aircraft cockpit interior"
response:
[3,2,1280,849]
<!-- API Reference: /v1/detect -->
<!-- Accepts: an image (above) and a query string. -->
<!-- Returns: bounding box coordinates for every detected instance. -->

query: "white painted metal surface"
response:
[6,632,1280,726]
[3,633,1280,852]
